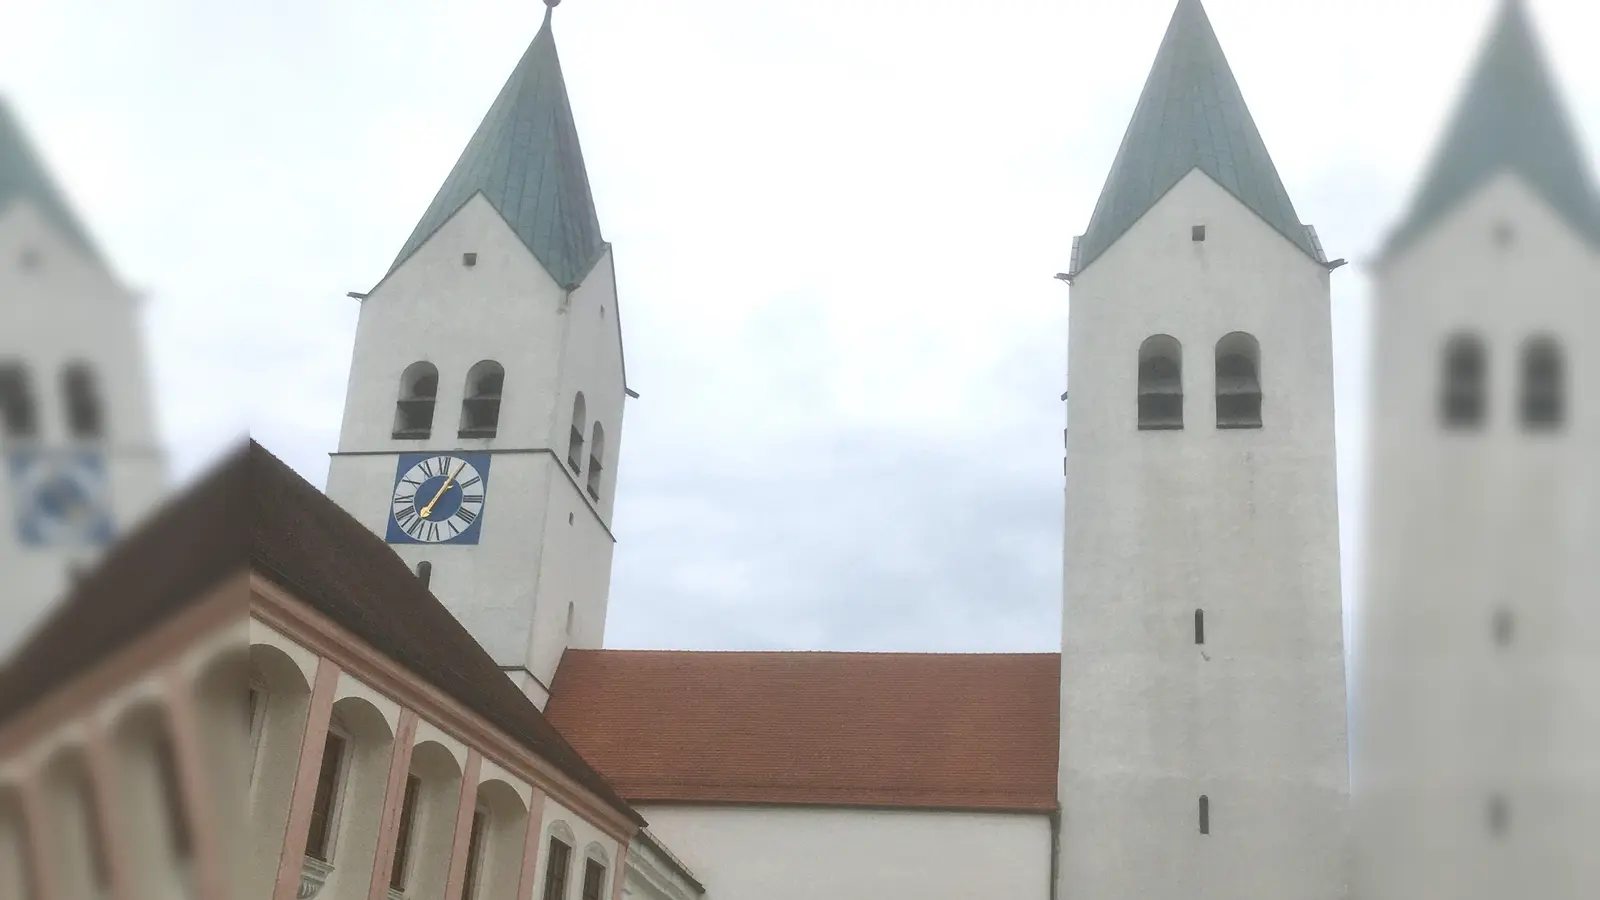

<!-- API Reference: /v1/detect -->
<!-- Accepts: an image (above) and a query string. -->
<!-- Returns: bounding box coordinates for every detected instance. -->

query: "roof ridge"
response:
[1073,0,1317,274]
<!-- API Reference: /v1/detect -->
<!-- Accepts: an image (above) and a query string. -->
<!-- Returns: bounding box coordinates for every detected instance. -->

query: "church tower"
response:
[0,98,169,656]
[325,3,627,709]
[1355,2,1600,898]
[1057,2,1349,897]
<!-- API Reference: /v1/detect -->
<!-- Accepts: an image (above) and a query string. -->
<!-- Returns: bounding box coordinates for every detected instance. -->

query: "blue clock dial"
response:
[8,450,115,548]
[386,453,491,545]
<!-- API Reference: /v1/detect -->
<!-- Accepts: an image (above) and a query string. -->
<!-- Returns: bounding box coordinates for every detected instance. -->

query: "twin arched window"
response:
[1439,334,1564,431]
[1136,334,1261,430]
[392,360,504,440]
[568,393,608,501]
[0,362,104,441]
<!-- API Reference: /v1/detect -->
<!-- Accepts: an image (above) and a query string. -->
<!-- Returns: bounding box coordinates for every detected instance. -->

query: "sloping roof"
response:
[546,650,1061,813]
[0,97,103,265]
[0,442,250,725]
[0,441,643,827]
[1073,0,1316,274]
[1381,0,1600,259]
[388,7,606,288]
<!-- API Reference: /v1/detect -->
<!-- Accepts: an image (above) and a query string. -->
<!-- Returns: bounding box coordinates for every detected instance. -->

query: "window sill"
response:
[1137,422,1184,431]
[391,431,431,440]
[1216,421,1262,430]
[587,486,600,501]
[457,429,499,439]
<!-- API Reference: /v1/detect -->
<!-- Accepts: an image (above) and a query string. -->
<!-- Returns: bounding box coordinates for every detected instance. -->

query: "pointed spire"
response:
[1073,0,1317,275]
[0,97,103,265]
[390,3,605,289]
[1382,0,1600,258]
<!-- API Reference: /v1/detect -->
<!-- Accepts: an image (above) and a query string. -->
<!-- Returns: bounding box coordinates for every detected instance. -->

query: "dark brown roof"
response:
[546,650,1061,813]
[0,441,642,827]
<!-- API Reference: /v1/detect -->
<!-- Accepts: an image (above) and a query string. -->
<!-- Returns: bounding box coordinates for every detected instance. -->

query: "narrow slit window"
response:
[1199,795,1210,834]
[1194,609,1205,645]
[416,560,432,589]
[459,361,505,438]
[1441,335,1487,428]
[1488,794,1509,836]
[1520,338,1563,430]
[1137,335,1183,430]
[1215,332,1262,429]
[1492,608,1514,648]
[394,362,439,439]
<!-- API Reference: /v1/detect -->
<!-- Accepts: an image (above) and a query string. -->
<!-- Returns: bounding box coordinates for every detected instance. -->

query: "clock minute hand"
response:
[418,461,463,519]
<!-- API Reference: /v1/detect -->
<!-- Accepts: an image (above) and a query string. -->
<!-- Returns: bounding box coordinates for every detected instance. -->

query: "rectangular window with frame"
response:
[541,838,573,900]
[390,775,423,891]
[581,858,607,900]
[304,730,349,862]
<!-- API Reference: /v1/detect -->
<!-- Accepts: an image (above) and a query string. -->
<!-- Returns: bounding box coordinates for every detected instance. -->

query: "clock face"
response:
[385,453,491,545]
[8,450,115,549]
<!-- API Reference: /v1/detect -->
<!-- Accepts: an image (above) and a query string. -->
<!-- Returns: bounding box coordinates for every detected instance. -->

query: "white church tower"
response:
[0,98,168,657]
[325,2,627,709]
[1057,1,1349,896]
[1355,2,1600,898]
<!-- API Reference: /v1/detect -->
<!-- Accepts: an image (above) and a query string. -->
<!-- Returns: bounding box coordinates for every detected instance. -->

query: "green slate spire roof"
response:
[1073,0,1317,275]
[1381,0,1600,258]
[0,97,103,265]
[390,5,605,288]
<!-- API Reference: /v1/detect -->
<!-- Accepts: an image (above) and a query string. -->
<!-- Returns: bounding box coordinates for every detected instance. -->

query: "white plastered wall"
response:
[1059,168,1349,900]
[635,804,1050,900]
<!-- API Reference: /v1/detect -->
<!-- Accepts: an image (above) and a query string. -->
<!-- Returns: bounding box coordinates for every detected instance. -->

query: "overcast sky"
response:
[2,0,1596,654]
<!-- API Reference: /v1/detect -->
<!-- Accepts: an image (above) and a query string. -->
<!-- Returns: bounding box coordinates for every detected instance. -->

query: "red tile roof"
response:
[545,649,1060,813]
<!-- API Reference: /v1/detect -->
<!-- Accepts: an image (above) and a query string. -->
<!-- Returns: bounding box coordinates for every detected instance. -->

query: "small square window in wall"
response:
[1191,225,1206,242]
[463,252,478,267]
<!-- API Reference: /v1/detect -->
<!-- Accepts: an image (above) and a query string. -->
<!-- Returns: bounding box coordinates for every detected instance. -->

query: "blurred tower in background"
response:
[1356,1,1600,898]
[0,98,168,658]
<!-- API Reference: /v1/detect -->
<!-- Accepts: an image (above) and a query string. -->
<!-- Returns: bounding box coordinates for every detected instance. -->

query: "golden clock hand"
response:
[419,460,465,519]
